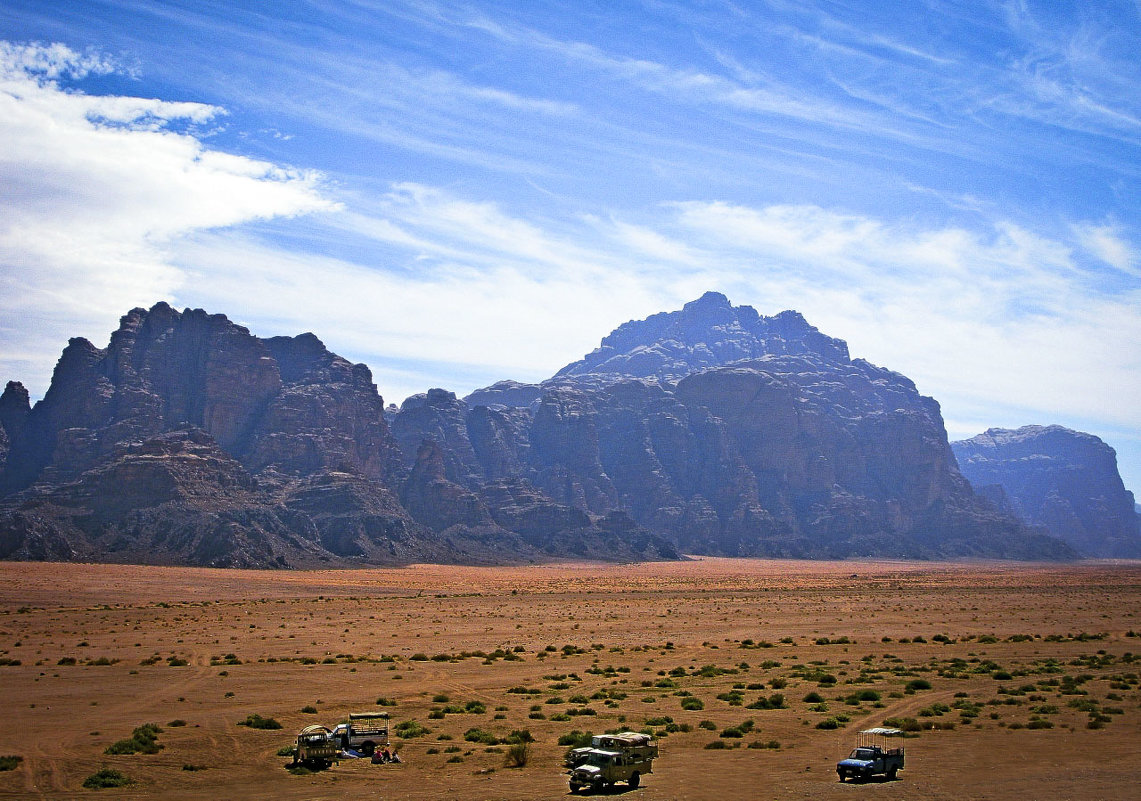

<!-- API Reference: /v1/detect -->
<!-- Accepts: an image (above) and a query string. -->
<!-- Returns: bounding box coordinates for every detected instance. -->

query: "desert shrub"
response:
[276,746,295,756]
[167,656,188,667]
[167,719,187,727]
[747,693,785,710]
[815,718,841,730]
[181,764,205,771]
[394,720,430,738]
[803,691,824,703]
[0,755,22,772]
[105,724,163,755]
[680,696,704,711]
[698,720,717,731]
[237,714,281,730]
[376,697,397,707]
[906,679,932,692]
[300,705,317,714]
[433,693,450,703]
[558,730,594,748]
[504,741,530,768]
[465,700,487,714]
[704,740,728,749]
[464,728,500,745]
[83,768,132,789]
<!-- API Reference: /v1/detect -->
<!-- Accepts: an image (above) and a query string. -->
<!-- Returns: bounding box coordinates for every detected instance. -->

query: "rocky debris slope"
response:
[0,304,673,567]
[952,426,1141,557]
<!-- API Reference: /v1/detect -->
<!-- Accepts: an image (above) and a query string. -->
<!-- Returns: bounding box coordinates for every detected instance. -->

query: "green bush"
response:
[504,741,530,768]
[393,720,430,738]
[558,730,594,748]
[83,768,132,789]
[104,724,163,755]
[680,696,704,711]
[463,728,500,745]
[0,755,22,772]
[237,714,281,730]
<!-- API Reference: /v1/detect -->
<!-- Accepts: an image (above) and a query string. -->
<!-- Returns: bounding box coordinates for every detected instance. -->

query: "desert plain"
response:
[0,558,1138,800]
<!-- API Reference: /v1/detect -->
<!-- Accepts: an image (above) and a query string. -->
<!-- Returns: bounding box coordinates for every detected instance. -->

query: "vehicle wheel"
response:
[360,741,375,757]
[888,767,898,780]
[629,772,640,788]
[838,774,845,782]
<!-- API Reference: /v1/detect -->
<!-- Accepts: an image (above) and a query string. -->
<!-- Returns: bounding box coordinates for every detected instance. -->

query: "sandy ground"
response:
[0,557,1138,800]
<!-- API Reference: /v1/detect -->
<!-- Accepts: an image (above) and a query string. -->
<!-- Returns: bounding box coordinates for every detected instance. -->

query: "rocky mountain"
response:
[0,303,675,567]
[0,294,1077,567]
[952,426,1141,557]
[458,293,1073,560]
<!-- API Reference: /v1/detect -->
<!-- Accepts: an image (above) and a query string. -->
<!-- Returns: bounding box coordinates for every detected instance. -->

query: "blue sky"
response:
[1,1,1139,494]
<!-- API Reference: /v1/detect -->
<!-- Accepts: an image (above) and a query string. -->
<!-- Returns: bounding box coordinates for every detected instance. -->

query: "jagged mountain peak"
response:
[553,293,850,382]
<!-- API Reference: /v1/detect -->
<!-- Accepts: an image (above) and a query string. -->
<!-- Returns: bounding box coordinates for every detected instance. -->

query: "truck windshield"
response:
[586,754,613,767]
[851,748,878,760]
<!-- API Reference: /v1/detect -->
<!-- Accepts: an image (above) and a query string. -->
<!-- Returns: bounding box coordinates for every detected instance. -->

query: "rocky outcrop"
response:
[0,303,674,567]
[554,291,850,381]
[441,294,1073,560]
[0,295,1086,567]
[952,426,1141,557]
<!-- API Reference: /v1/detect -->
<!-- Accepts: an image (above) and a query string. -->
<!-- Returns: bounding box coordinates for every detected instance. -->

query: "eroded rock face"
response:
[447,296,1074,560]
[0,303,674,566]
[555,291,850,380]
[952,426,1141,557]
[368,296,1077,560]
[0,295,1083,567]
[0,305,428,567]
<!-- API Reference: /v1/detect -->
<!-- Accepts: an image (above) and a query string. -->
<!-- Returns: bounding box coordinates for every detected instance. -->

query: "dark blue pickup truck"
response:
[837,728,905,782]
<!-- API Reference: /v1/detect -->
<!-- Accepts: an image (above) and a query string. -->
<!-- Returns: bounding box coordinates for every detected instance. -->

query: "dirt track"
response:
[0,558,1138,799]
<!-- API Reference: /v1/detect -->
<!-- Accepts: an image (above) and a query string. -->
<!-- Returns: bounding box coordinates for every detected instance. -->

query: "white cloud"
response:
[0,42,334,392]
[1074,222,1138,275]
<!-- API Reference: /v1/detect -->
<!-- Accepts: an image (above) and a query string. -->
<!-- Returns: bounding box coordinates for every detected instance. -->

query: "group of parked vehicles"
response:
[289,712,390,768]
[287,712,904,792]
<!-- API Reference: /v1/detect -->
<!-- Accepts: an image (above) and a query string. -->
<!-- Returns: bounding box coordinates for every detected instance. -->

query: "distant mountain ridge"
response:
[952,426,1141,557]
[0,295,1078,567]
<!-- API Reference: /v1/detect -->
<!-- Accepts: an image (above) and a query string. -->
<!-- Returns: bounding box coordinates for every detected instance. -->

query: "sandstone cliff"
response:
[0,304,673,566]
[0,295,1079,567]
[452,292,1073,559]
[952,426,1141,557]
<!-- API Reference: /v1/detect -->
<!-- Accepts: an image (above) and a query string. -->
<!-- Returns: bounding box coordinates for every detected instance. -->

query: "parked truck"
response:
[330,712,390,757]
[567,731,657,793]
[291,725,339,768]
[836,727,905,782]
